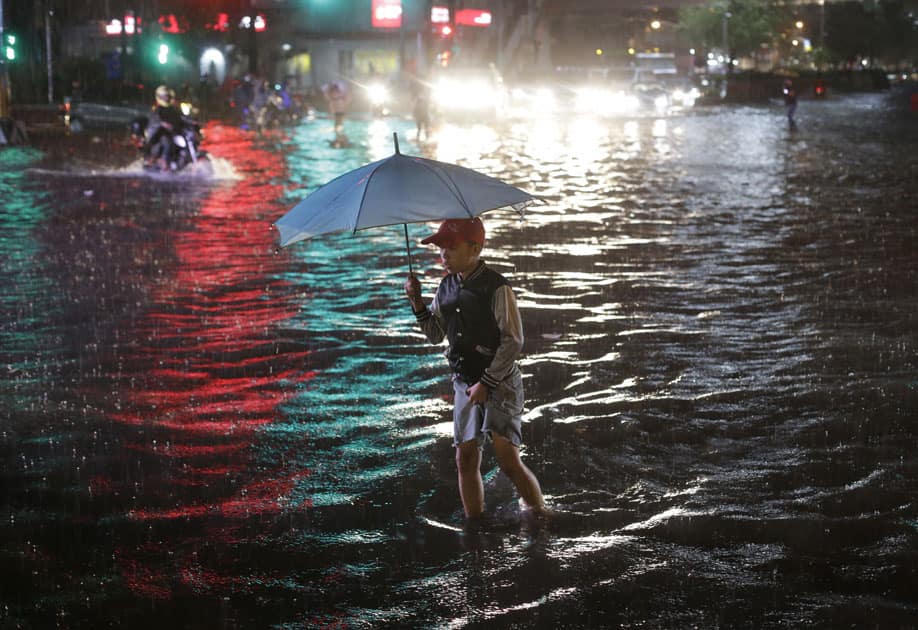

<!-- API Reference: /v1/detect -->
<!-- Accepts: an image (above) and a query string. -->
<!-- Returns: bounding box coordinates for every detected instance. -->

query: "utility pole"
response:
[0,0,10,118]
[248,0,258,74]
[45,3,53,104]
[819,0,826,48]
[722,10,731,72]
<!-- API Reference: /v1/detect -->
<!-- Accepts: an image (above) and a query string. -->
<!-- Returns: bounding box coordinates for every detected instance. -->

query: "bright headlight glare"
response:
[367,83,389,105]
[435,79,496,110]
[609,92,639,113]
[576,87,610,112]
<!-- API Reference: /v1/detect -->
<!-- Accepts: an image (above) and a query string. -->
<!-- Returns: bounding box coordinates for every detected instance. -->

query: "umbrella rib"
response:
[413,159,474,217]
[351,159,388,234]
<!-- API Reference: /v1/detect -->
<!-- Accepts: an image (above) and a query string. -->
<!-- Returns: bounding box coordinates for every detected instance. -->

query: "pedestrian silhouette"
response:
[783,79,798,130]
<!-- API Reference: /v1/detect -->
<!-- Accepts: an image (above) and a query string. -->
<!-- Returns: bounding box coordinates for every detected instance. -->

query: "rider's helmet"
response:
[155,85,172,107]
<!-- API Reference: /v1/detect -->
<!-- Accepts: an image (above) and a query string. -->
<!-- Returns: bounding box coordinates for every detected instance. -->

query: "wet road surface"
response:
[1,93,917,628]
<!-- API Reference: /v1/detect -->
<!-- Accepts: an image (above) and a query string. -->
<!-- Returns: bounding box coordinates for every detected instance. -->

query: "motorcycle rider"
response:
[145,85,185,170]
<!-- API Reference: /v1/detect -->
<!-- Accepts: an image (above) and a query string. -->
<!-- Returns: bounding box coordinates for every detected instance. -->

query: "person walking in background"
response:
[783,79,798,129]
[413,81,432,141]
[323,82,351,147]
[404,218,547,521]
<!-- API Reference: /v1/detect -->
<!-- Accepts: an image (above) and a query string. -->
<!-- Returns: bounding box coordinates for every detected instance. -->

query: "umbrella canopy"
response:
[274,134,535,249]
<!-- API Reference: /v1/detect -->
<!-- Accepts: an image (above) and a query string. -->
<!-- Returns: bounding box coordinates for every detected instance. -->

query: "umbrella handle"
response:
[404,223,413,275]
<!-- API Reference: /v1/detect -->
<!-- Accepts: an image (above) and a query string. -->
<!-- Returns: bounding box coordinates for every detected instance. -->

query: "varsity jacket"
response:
[414,261,523,388]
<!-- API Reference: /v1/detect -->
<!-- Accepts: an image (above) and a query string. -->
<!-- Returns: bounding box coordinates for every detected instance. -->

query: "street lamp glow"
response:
[628,47,635,55]
[595,48,603,56]
[795,20,804,29]
[650,19,662,30]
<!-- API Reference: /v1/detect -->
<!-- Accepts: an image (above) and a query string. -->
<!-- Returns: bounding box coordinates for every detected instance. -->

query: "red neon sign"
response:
[372,0,402,29]
[159,14,183,34]
[206,13,230,32]
[456,9,492,27]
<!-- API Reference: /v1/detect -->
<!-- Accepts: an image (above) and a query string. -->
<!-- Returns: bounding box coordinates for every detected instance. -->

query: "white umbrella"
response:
[274,133,535,271]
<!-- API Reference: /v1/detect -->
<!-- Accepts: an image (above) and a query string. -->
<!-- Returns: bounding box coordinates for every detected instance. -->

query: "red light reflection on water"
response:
[106,124,311,600]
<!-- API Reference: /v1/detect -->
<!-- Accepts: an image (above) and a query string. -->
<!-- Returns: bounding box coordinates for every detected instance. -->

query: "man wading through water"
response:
[404,218,547,520]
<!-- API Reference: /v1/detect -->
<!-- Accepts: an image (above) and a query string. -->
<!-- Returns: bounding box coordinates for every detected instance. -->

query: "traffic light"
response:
[157,43,169,64]
[435,22,454,55]
[4,34,16,62]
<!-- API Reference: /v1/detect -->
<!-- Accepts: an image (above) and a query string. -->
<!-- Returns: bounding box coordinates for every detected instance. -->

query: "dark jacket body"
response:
[435,266,509,384]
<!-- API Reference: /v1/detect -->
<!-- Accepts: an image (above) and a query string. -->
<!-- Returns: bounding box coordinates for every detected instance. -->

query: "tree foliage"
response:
[679,0,918,66]
[678,0,785,59]
[825,1,918,65]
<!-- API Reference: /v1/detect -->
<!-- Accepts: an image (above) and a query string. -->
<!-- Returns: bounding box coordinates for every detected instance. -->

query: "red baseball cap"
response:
[421,217,485,248]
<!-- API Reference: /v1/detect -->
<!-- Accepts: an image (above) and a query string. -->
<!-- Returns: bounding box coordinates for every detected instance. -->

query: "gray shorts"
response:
[452,366,524,448]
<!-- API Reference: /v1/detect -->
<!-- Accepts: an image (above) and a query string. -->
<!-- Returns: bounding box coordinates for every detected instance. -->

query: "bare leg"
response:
[456,440,484,519]
[492,435,545,513]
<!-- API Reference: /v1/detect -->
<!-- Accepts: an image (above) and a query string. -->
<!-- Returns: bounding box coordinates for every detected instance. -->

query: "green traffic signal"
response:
[4,34,15,61]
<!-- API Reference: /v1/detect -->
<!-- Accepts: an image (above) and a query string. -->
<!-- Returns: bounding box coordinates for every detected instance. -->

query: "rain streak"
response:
[1,93,917,627]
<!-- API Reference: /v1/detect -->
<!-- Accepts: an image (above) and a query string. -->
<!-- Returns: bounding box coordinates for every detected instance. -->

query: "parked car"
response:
[63,98,151,133]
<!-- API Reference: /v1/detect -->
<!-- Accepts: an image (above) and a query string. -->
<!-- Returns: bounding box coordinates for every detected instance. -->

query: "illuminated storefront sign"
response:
[456,9,492,27]
[431,6,450,23]
[239,15,267,32]
[372,0,402,29]
[104,15,140,35]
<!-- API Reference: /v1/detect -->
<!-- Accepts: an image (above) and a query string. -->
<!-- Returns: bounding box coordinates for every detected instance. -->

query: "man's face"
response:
[439,241,480,276]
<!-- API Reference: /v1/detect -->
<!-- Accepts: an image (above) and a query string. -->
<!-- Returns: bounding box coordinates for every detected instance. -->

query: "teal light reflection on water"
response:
[266,119,453,508]
[0,147,62,411]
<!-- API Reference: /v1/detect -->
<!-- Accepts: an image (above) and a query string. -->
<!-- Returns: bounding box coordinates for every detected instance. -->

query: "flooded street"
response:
[2,93,916,628]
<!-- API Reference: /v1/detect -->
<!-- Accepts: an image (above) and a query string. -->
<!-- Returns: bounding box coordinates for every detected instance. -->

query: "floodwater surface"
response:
[1,94,917,628]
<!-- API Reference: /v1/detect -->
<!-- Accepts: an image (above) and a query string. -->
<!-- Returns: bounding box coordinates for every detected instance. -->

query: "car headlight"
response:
[435,79,497,110]
[367,83,389,106]
[654,94,668,111]
[608,92,639,114]
[575,87,611,113]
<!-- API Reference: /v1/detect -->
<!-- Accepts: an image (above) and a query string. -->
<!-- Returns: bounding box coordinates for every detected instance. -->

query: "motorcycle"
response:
[130,115,207,173]
[255,88,307,130]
